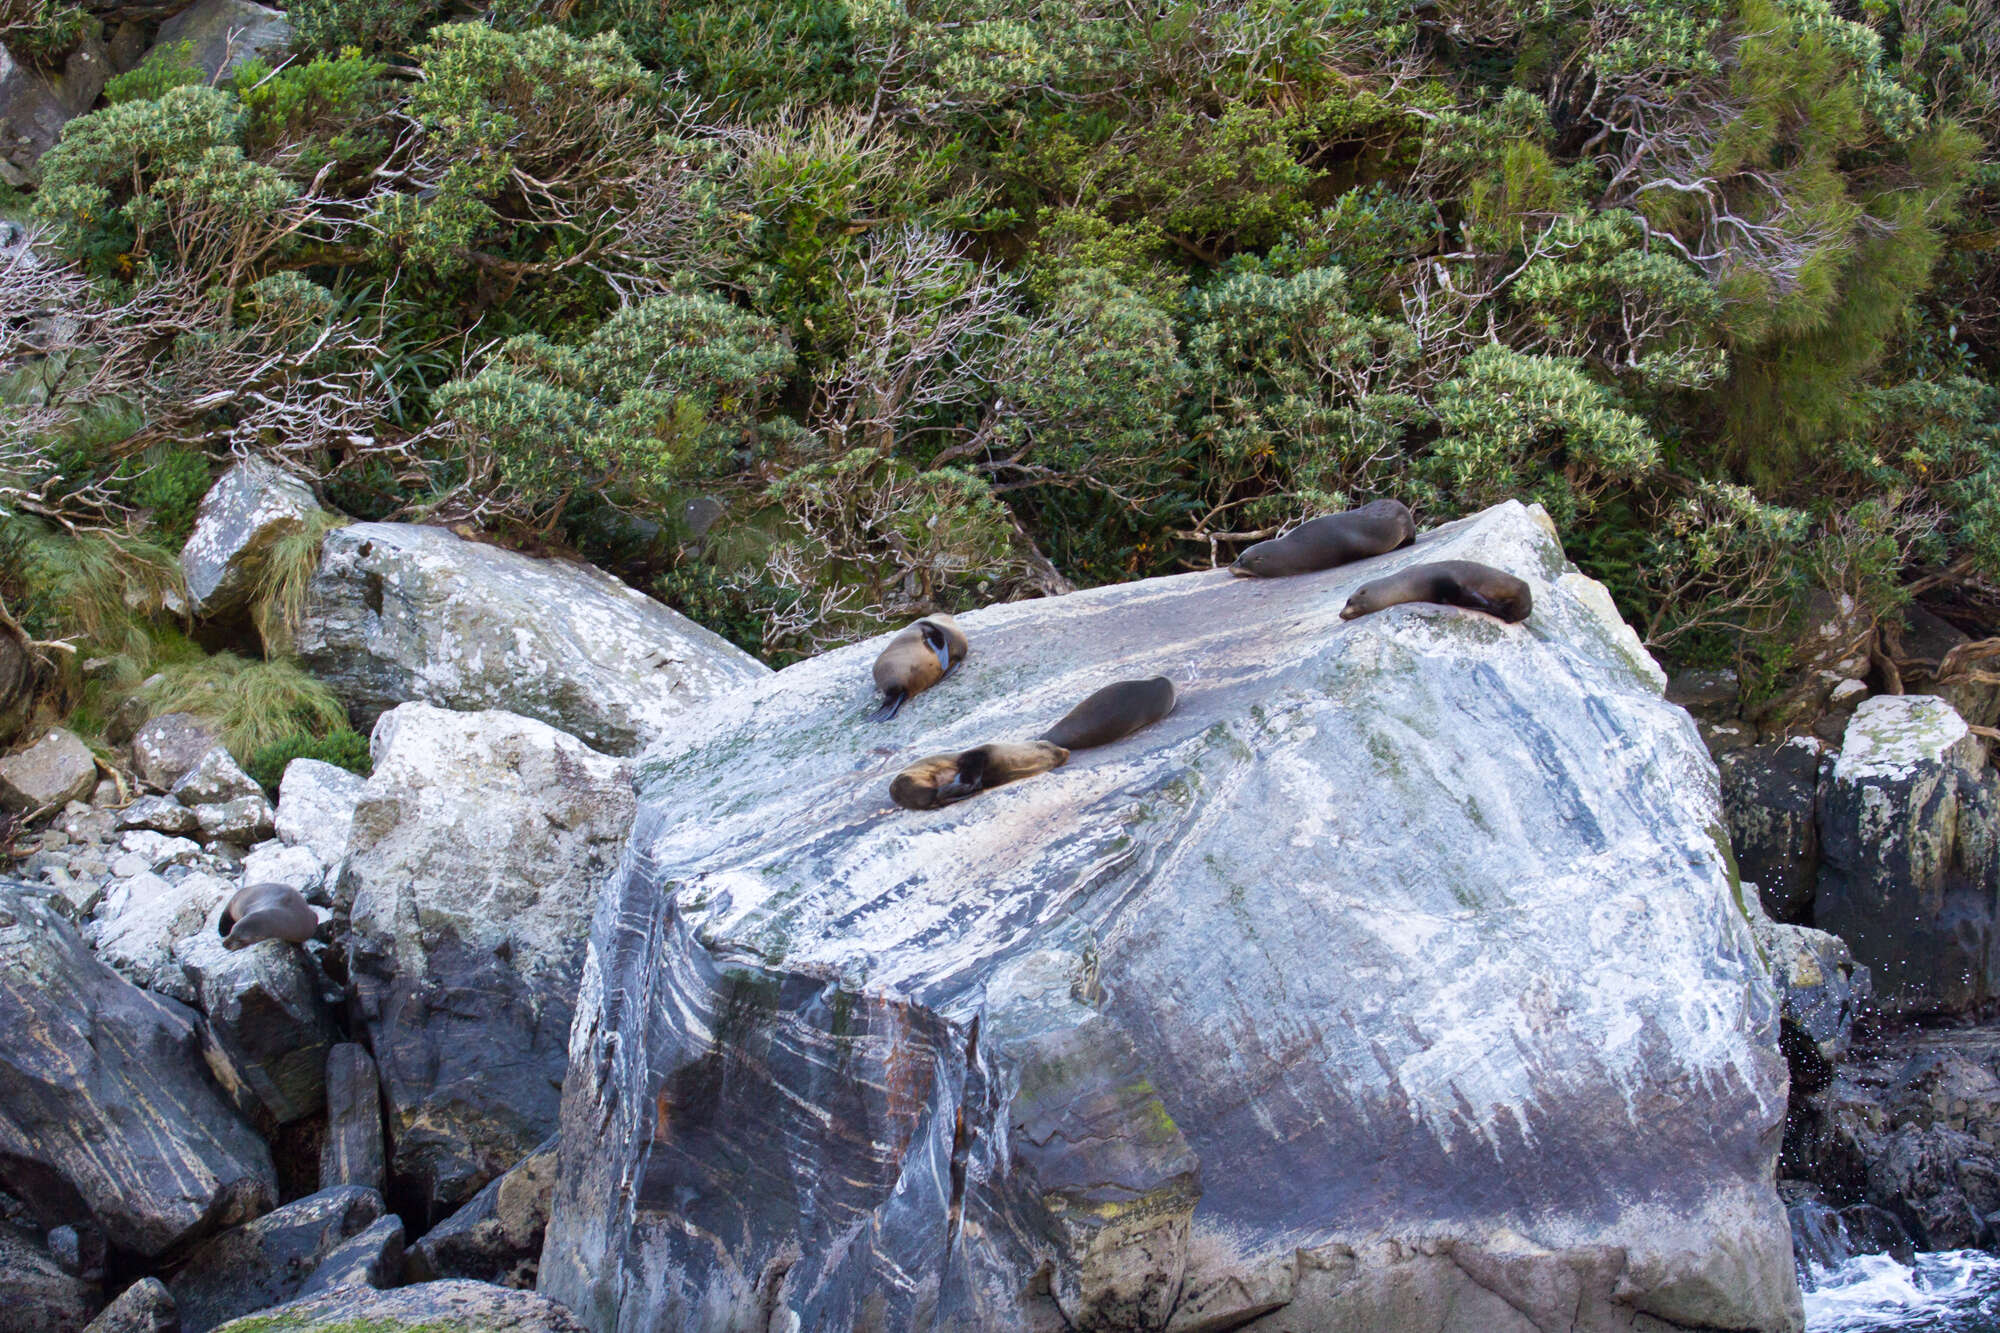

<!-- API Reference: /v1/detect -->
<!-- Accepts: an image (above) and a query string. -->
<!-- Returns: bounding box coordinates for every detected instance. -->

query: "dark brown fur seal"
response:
[1231,499,1415,578]
[1340,560,1533,624]
[873,614,970,721]
[890,741,1069,810]
[1038,677,1179,751]
[221,882,319,950]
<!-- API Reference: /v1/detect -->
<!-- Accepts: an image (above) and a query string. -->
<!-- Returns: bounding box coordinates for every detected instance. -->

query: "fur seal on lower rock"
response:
[1340,560,1533,624]
[1038,677,1179,751]
[1230,499,1415,578]
[890,741,1069,810]
[220,882,320,950]
[872,614,970,721]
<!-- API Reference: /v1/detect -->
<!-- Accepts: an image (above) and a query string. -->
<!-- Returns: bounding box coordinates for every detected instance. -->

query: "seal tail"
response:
[874,691,908,722]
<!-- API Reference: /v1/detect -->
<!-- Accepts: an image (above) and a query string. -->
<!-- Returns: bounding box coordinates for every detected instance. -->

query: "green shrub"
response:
[246,727,371,792]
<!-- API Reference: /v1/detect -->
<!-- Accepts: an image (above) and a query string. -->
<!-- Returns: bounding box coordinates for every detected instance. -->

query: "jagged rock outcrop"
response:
[0,881,274,1258]
[296,523,768,755]
[0,727,98,813]
[168,1186,384,1333]
[179,460,325,620]
[0,44,76,186]
[343,705,635,1221]
[539,502,1802,1333]
[1717,738,1825,922]
[175,925,337,1125]
[86,868,232,1003]
[1816,694,2000,1015]
[209,1279,587,1331]
[408,1137,555,1288]
[1745,904,1869,1065]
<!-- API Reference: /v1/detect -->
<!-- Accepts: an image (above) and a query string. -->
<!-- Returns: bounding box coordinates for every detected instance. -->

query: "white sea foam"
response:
[1804,1249,2000,1331]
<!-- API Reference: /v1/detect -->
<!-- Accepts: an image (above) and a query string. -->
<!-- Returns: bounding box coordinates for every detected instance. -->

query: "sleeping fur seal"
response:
[1340,560,1533,624]
[1231,499,1415,578]
[873,614,970,721]
[221,881,319,950]
[890,740,1068,810]
[1039,676,1179,751]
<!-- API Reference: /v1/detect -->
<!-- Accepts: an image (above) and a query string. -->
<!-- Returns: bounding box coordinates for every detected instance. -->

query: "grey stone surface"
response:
[343,704,634,1221]
[209,1279,588,1332]
[51,33,109,115]
[1817,695,2000,1015]
[116,796,197,837]
[1744,898,1870,1064]
[409,1137,555,1288]
[194,794,275,845]
[539,502,1802,1333]
[0,881,274,1259]
[0,728,97,813]
[151,0,289,81]
[130,714,219,791]
[180,459,325,619]
[86,869,232,1004]
[171,747,263,807]
[0,44,76,184]
[240,841,327,903]
[0,1221,98,1332]
[175,925,338,1125]
[296,523,768,755]
[275,759,365,868]
[320,1043,385,1197]
[82,1278,177,1333]
[169,1186,384,1333]
[1718,738,1825,922]
[115,830,202,869]
[295,1214,405,1297]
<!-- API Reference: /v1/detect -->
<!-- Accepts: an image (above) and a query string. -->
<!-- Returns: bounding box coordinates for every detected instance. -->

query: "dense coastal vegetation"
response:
[4,0,1999,763]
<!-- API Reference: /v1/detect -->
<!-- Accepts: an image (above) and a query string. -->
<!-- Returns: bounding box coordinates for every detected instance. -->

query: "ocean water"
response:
[1804,1250,2000,1331]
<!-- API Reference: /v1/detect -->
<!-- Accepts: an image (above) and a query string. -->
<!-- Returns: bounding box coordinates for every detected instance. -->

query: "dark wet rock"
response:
[175,926,337,1125]
[319,1044,385,1196]
[150,0,289,81]
[0,44,75,186]
[406,1137,554,1288]
[539,503,1802,1333]
[1817,695,2000,1015]
[1899,605,2000,729]
[0,728,97,814]
[343,704,633,1221]
[1865,1124,2000,1249]
[115,797,198,837]
[46,1221,105,1281]
[296,1214,404,1297]
[130,714,220,792]
[168,1186,384,1333]
[1666,667,1740,723]
[0,1222,99,1332]
[180,460,325,619]
[208,1279,586,1331]
[1745,902,1870,1064]
[0,881,274,1258]
[82,1278,176,1333]
[295,522,768,755]
[1718,738,1825,922]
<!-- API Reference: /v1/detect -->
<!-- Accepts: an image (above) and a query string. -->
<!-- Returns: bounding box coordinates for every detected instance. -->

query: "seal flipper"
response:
[1456,588,1500,615]
[922,623,954,676]
[936,748,989,803]
[874,690,908,722]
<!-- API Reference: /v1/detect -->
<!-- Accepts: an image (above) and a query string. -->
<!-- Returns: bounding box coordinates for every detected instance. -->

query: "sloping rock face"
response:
[0,881,274,1258]
[538,502,1801,1333]
[343,705,635,1221]
[296,524,769,755]
[209,1279,588,1332]
[1816,695,2000,1015]
[179,459,324,619]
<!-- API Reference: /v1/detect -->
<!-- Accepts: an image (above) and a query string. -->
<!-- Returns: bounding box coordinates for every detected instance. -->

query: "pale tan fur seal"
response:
[872,614,970,721]
[1340,560,1533,624]
[890,741,1069,810]
[1231,499,1415,578]
[1038,677,1179,751]
[221,882,319,950]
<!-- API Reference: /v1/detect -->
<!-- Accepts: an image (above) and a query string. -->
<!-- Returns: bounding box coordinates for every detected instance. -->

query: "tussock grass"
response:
[250,509,347,657]
[139,653,350,762]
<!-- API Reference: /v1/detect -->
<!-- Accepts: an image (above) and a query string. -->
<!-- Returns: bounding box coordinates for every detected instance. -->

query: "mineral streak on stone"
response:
[208,1278,589,1332]
[319,1044,386,1196]
[296,523,770,755]
[539,502,1802,1333]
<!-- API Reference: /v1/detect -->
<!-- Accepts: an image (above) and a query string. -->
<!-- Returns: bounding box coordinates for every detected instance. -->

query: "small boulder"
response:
[115,796,197,837]
[151,0,289,82]
[130,714,219,791]
[87,870,233,1003]
[114,830,203,870]
[194,795,276,845]
[45,1221,105,1282]
[240,841,328,903]
[180,460,325,620]
[82,1278,177,1333]
[0,728,97,814]
[295,1214,404,1297]
[175,925,338,1125]
[172,747,264,807]
[208,1279,587,1332]
[168,1186,384,1333]
[1745,901,1870,1064]
[275,759,365,868]
[408,1137,555,1288]
[320,1044,385,1197]
[0,1222,98,1332]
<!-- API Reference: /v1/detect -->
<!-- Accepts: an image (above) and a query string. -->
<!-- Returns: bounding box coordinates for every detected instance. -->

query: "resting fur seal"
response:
[220,882,319,950]
[1039,677,1179,751]
[1340,560,1533,624]
[890,741,1069,810]
[1231,499,1415,578]
[873,614,970,721]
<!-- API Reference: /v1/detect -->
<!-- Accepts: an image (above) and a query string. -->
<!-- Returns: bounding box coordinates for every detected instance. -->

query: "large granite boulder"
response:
[175,925,338,1125]
[210,1279,587,1332]
[343,705,635,1221]
[295,523,768,755]
[0,882,274,1258]
[1717,738,1825,922]
[1816,694,2000,1015]
[168,1186,384,1333]
[150,0,289,81]
[0,727,97,813]
[538,502,1802,1333]
[295,1214,405,1297]
[180,459,325,619]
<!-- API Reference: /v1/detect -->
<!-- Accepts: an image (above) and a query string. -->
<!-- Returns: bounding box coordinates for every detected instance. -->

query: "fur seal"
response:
[1339,560,1533,624]
[1231,499,1415,578]
[1038,677,1179,751]
[220,882,319,950]
[873,614,970,721]
[890,741,1069,810]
